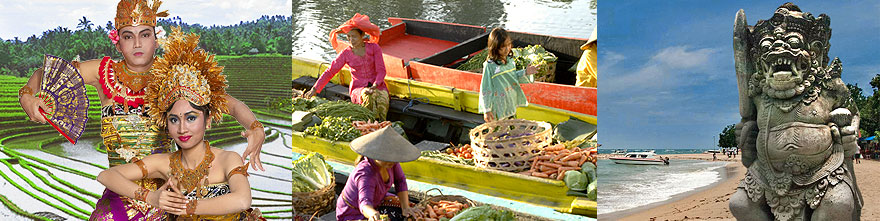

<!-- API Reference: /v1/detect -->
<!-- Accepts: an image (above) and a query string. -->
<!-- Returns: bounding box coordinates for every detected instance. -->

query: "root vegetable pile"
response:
[520,143,597,180]
[413,200,470,220]
[352,120,391,135]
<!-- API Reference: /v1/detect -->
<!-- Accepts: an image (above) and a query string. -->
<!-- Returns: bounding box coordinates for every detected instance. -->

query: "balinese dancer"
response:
[15,0,266,220]
[96,27,264,220]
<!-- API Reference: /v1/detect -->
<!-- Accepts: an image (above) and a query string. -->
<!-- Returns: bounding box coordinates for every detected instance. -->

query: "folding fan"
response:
[36,54,90,144]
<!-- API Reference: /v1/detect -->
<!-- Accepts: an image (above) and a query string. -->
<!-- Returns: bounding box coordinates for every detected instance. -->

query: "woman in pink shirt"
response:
[304,13,390,120]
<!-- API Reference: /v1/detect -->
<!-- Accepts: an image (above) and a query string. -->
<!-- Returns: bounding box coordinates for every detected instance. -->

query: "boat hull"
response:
[609,158,666,165]
[330,17,597,117]
[291,56,597,216]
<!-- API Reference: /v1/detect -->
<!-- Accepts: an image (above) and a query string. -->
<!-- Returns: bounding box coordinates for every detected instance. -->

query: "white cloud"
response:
[602,45,725,93]
[0,0,292,40]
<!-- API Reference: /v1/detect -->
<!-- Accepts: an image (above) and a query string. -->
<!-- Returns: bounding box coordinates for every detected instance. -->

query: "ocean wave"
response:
[598,160,726,214]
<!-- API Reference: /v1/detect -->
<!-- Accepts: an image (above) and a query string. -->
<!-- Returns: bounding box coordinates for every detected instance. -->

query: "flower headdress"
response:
[146,27,228,128]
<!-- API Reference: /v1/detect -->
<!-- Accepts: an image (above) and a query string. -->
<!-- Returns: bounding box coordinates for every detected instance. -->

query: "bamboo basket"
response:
[469,119,553,172]
[291,176,336,217]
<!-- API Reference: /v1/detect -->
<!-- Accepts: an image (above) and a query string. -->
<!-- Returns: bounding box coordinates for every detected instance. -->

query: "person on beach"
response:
[15,1,266,219]
[712,152,717,161]
[855,147,861,164]
[478,28,539,123]
[336,127,420,221]
[94,28,263,220]
[303,13,390,120]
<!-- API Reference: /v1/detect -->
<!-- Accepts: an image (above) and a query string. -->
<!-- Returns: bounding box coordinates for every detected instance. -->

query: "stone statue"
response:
[729,3,863,221]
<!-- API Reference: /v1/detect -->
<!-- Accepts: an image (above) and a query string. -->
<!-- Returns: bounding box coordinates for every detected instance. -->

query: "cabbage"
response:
[450,205,515,221]
[564,170,588,191]
[291,152,334,192]
[586,180,597,201]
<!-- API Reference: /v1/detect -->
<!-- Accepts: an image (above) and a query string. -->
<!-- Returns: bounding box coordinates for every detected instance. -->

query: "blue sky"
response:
[598,1,880,149]
[0,0,291,40]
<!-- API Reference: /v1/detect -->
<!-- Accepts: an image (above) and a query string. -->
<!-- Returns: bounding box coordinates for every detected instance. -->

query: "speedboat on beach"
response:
[609,152,668,165]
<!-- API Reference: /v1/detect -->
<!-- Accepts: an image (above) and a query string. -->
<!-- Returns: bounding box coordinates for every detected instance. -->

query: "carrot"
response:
[561,152,583,162]
[544,144,565,151]
[564,161,579,167]
[532,171,550,178]
[552,153,567,162]
[559,166,580,171]
[533,155,553,161]
[426,205,437,218]
[436,206,446,217]
[578,154,588,166]
[557,169,567,180]
[541,162,562,169]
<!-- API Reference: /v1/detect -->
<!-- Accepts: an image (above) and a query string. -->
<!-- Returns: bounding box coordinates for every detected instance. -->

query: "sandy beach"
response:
[603,153,879,221]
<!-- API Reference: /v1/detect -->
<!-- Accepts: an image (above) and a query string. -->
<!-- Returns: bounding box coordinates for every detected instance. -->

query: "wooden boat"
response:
[329,17,597,117]
[290,56,597,217]
[609,152,668,165]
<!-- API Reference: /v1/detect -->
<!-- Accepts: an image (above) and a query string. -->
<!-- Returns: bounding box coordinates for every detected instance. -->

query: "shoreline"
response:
[603,153,880,220]
[599,153,743,220]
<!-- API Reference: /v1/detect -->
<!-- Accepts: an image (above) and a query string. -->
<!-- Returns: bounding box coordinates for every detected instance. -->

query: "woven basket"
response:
[469,119,553,172]
[416,188,477,209]
[291,176,336,217]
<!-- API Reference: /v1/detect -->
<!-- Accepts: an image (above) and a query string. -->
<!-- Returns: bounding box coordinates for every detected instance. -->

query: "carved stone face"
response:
[751,5,831,100]
[757,27,810,99]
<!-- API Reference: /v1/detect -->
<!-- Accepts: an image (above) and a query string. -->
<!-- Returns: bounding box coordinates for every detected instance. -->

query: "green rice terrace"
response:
[0,54,293,220]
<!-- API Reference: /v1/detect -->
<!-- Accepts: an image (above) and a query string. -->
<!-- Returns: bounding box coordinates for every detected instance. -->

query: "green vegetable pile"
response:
[455,49,489,72]
[310,100,375,122]
[449,205,515,221]
[291,152,334,193]
[455,45,558,83]
[304,116,362,142]
[292,97,329,111]
[512,45,558,82]
[420,150,475,166]
[564,162,597,200]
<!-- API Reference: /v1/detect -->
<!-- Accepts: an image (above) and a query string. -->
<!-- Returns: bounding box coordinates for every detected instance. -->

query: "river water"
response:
[293,0,597,61]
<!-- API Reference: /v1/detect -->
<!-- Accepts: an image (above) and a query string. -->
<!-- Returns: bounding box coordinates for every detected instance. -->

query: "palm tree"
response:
[77,16,93,30]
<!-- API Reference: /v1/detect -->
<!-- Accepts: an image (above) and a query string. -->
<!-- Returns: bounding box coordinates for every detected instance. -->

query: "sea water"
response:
[597,156,728,215]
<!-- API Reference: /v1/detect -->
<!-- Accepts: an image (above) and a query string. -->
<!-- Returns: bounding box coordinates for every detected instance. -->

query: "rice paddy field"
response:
[0,54,293,220]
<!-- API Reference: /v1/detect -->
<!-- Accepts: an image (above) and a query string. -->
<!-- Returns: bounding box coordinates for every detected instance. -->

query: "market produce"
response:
[310,100,375,122]
[445,144,473,159]
[291,152,334,193]
[414,200,471,220]
[455,49,489,72]
[421,150,475,166]
[448,205,515,221]
[564,170,588,191]
[304,116,361,142]
[352,120,392,135]
[521,143,597,180]
[512,45,558,82]
[292,96,329,111]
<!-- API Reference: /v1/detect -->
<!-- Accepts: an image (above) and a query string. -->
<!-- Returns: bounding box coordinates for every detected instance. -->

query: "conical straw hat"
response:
[350,126,420,162]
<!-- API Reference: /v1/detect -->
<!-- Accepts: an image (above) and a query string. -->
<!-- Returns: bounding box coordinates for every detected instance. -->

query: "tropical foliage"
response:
[0,16,291,77]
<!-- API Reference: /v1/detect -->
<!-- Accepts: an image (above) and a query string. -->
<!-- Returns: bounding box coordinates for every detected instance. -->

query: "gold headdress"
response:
[146,27,227,128]
[115,0,169,30]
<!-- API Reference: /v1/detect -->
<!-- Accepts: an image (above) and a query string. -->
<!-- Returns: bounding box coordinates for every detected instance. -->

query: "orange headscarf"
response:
[329,13,381,51]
